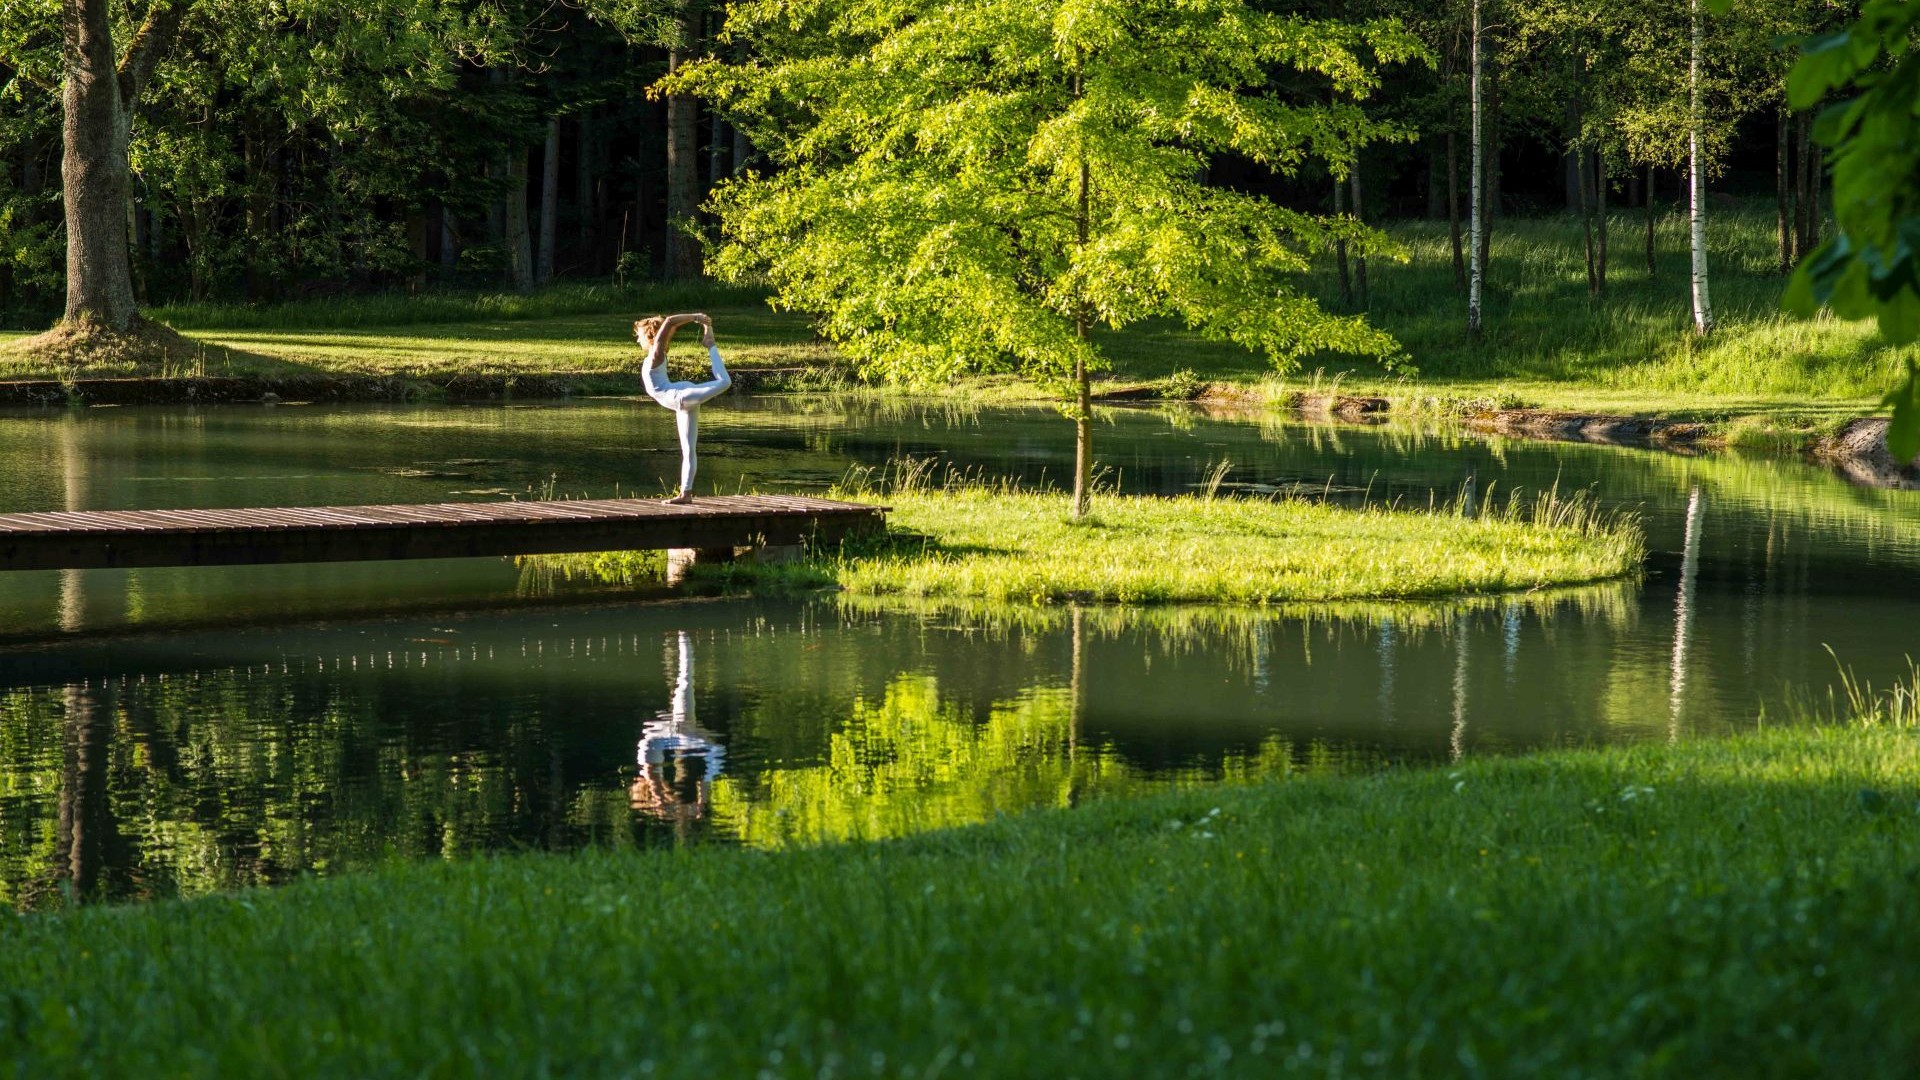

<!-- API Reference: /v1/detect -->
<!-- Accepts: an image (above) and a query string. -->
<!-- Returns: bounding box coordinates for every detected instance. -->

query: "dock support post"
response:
[666,546,737,585]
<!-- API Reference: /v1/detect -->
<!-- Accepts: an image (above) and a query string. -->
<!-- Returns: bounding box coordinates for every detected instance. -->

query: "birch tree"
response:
[676,0,1419,519]
[1467,0,1485,337]
[1687,0,1713,335]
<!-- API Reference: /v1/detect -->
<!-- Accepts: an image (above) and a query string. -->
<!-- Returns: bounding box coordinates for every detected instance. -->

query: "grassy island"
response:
[711,484,1645,605]
[2,720,1914,1077]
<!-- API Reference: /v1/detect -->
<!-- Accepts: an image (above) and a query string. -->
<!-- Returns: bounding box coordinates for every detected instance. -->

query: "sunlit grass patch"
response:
[701,465,1644,605]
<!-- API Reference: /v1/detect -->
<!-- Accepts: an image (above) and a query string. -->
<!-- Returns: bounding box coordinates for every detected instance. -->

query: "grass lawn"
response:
[717,484,1645,604]
[2,720,1915,1077]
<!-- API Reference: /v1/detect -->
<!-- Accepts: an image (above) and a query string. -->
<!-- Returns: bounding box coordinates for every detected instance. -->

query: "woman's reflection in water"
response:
[630,630,727,825]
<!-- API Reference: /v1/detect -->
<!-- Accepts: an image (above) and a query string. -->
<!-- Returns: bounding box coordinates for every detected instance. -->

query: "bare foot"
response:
[666,492,694,505]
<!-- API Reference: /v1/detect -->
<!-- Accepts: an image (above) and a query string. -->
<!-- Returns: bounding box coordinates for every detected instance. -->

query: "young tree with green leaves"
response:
[676,0,1419,518]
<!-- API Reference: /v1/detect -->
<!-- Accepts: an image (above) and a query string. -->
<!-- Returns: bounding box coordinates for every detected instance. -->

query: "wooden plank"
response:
[0,495,885,572]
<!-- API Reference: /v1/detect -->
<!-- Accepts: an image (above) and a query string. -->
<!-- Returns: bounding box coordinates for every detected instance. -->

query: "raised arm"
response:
[644,313,711,369]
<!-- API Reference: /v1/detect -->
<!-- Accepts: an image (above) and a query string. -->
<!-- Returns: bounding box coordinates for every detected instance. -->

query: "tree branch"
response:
[117,0,188,103]
[0,52,57,95]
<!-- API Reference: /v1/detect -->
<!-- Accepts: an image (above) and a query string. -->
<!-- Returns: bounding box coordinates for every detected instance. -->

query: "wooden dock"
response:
[0,495,885,572]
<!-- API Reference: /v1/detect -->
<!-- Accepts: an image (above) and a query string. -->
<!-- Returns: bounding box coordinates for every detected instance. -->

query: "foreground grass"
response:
[3,722,1916,1077]
[728,486,1643,604]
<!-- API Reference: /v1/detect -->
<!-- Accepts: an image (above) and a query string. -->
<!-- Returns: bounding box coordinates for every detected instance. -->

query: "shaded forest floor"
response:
[1,205,1906,446]
[4,718,1917,1076]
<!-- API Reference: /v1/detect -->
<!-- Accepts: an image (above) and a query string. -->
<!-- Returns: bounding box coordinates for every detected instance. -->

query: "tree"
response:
[1779,0,1920,459]
[45,0,185,350]
[1687,0,1713,335]
[677,0,1418,518]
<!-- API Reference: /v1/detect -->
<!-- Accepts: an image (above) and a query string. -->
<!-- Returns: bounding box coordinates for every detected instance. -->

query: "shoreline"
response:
[2,370,1912,489]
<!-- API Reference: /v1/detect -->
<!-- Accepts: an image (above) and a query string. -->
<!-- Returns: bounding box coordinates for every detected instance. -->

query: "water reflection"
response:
[632,632,726,827]
[1,591,1657,909]
[3,398,1920,909]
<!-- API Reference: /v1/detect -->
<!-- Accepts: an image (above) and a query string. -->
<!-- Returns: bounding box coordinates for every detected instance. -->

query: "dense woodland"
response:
[0,0,1849,328]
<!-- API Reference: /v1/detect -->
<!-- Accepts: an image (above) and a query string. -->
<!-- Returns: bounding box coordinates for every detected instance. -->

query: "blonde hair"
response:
[633,316,667,351]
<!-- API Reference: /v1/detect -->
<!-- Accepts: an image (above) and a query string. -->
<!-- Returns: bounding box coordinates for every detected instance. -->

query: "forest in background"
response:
[0,0,1850,328]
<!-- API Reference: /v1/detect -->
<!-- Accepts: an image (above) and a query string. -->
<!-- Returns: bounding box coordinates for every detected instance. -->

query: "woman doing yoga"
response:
[634,312,732,503]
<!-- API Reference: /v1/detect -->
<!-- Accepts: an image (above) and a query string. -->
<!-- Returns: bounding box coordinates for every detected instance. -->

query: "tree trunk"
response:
[1333,175,1351,307]
[663,8,703,281]
[1645,165,1657,276]
[487,67,508,246]
[732,126,751,176]
[1807,141,1822,250]
[1447,130,1464,292]
[1072,71,1093,523]
[1789,111,1804,253]
[61,0,139,331]
[1467,0,1484,339]
[440,203,459,271]
[1427,143,1445,220]
[537,115,559,287]
[709,109,726,190]
[1580,149,1597,297]
[1350,168,1368,310]
[1775,103,1792,273]
[506,144,534,293]
[1594,152,1608,294]
[1688,0,1713,336]
[1563,98,1584,213]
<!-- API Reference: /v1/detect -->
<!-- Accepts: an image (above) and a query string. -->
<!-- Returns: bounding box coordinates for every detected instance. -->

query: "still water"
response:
[2,397,1915,908]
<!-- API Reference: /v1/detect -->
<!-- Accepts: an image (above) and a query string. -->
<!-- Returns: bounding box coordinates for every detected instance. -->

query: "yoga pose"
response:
[634,312,732,503]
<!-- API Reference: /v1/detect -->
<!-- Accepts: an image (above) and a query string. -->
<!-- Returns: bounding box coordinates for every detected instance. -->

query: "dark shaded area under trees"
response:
[0,0,1853,330]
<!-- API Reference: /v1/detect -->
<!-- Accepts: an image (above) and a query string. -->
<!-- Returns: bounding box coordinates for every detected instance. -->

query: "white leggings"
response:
[644,346,731,496]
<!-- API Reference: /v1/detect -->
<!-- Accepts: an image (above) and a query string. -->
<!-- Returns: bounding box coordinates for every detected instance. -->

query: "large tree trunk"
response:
[1688,0,1714,336]
[62,0,139,331]
[663,8,703,281]
[506,144,534,293]
[537,115,559,287]
[1467,0,1484,339]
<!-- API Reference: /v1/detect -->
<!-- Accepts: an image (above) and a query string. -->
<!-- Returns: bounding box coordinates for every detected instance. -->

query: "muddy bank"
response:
[0,367,813,406]
[1810,418,1920,490]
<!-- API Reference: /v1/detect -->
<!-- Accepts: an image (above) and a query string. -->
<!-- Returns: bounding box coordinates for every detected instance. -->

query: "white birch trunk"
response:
[1467,0,1484,338]
[1688,0,1714,336]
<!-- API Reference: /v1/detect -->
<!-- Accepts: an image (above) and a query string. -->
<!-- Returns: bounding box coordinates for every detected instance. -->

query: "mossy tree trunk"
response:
[60,0,182,332]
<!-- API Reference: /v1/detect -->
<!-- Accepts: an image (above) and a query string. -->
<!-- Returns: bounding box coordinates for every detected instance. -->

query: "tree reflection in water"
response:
[0,587,1635,910]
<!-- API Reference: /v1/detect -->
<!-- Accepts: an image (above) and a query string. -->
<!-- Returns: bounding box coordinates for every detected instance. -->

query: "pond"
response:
[2,397,1916,908]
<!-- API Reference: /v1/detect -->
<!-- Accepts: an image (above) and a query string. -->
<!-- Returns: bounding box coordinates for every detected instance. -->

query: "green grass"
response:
[3,716,1916,1076]
[713,475,1643,604]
